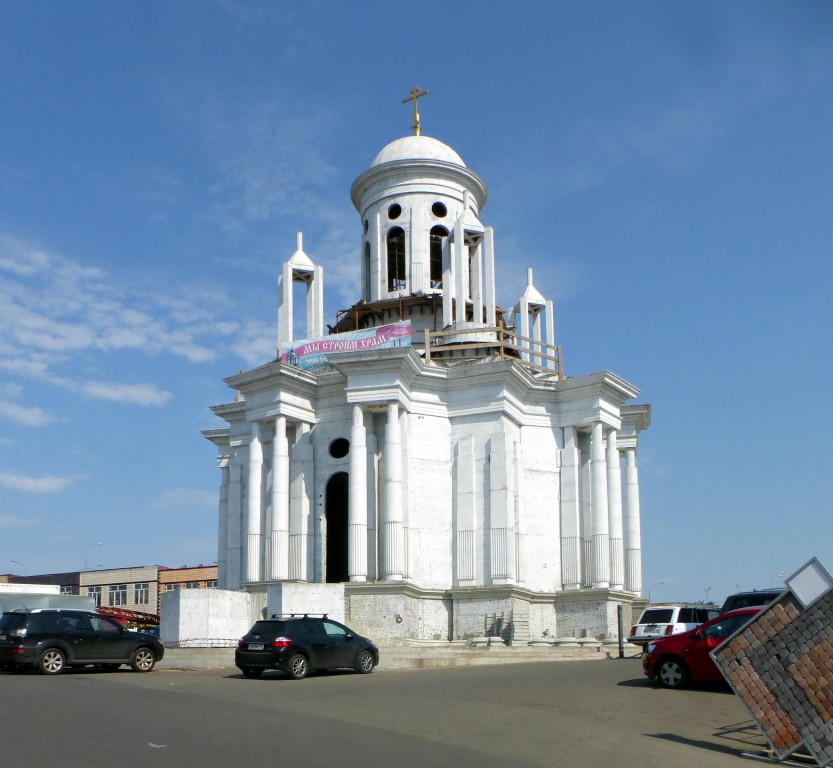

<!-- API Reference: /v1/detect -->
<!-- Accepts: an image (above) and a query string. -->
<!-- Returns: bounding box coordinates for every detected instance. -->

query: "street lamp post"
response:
[11,560,26,576]
[84,543,102,570]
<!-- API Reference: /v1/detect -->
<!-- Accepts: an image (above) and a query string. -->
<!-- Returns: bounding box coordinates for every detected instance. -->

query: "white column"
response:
[606,430,624,591]
[623,448,643,593]
[246,422,263,583]
[217,461,229,589]
[366,429,379,581]
[349,405,368,581]
[382,402,404,580]
[560,426,581,589]
[226,459,242,590]
[269,416,290,580]
[517,295,530,363]
[453,219,466,323]
[483,227,496,327]
[289,424,313,581]
[277,261,294,350]
[442,236,453,327]
[590,422,610,588]
[546,299,556,371]
[308,264,324,338]
[371,210,383,302]
[470,240,483,324]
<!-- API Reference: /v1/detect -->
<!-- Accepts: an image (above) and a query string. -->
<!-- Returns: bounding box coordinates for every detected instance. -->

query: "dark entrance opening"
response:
[325,472,349,583]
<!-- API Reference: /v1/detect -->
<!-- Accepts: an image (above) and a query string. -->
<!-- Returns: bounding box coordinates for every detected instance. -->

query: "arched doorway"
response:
[325,472,349,583]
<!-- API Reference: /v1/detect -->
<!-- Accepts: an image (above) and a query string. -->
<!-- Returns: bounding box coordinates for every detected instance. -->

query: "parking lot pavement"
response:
[2,657,769,768]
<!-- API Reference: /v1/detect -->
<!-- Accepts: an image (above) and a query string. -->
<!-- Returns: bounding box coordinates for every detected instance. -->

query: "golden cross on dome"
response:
[402,86,428,136]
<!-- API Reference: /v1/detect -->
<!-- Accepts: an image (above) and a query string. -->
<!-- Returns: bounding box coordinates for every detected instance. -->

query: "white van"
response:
[628,603,718,646]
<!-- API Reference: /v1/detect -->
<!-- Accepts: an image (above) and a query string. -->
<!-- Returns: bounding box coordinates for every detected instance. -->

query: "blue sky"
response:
[1,1,831,606]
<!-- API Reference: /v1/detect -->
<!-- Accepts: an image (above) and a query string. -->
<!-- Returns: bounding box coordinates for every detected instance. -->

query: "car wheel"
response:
[355,650,375,674]
[657,657,690,689]
[38,648,66,675]
[130,647,156,673]
[287,653,308,680]
[242,667,263,679]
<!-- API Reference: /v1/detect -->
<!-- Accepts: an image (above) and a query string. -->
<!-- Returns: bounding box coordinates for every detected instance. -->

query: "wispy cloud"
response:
[0,233,269,406]
[80,382,172,407]
[0,400,55,427]
[195,94,340,233]
[153,487,217,509]
[233,319,278,369]
[0,471,78,493]
[0,513,40,528]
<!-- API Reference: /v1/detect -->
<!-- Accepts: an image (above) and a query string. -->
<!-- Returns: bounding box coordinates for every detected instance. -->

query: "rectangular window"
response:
[185,582,199,589]
[134,582,149,605]
[109,584,127,606]
[60,585,74,595]
[206,581,217,589]
[165,583,180,591]
[87,586,101,606]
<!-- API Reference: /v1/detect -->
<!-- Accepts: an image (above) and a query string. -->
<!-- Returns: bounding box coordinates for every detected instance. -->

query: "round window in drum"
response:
[329,438,350,458]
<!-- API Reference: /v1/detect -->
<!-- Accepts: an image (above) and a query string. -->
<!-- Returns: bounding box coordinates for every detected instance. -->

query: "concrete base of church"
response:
[344,582,646,646]
[266,581,346,622]
[160,587,253,647]
[552,589,645,643]
[160,584,647,649]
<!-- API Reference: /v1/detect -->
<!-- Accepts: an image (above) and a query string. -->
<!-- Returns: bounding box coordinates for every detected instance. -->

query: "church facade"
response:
[204,115,651,644]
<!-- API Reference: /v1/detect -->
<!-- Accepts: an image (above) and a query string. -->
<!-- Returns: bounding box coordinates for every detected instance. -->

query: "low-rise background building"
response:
[2,564,218,625]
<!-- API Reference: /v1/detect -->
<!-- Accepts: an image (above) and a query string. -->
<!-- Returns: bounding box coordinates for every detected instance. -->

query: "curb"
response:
[157,643,624,672]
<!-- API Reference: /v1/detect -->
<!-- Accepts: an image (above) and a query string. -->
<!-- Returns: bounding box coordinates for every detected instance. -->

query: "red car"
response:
[642,607,760,689]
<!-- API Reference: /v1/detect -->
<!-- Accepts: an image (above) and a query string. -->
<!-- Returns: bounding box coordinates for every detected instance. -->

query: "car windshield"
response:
[639,609,673,624]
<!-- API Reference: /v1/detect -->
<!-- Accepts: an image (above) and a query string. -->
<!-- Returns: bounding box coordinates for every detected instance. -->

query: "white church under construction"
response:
[202,94,651,644]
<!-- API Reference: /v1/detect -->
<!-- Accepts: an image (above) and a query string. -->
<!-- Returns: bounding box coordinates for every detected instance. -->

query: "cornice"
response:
[224,360,317,392]
[350,158,488,211]
[344,581,449,601]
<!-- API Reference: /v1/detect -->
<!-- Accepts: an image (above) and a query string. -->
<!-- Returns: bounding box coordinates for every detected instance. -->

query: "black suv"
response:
[235,615,379,680]
[0,609,165,675]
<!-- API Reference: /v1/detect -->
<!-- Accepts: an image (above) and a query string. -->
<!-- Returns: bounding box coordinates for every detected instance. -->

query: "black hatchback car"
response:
[0,609,165,675]
[235,615,379,679]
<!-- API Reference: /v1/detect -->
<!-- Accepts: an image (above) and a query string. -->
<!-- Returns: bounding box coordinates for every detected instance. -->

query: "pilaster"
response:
[560,426,581,589]
[382,402,404,580]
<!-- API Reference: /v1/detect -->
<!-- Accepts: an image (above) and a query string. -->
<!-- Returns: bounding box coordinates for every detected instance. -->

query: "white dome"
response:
[371,135,466,168]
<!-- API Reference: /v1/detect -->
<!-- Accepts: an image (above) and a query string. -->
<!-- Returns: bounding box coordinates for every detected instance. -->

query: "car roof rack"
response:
[268,613,329,619]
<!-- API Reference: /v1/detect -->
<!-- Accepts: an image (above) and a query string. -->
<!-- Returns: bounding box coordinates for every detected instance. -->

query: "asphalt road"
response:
[2,657,769,768]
